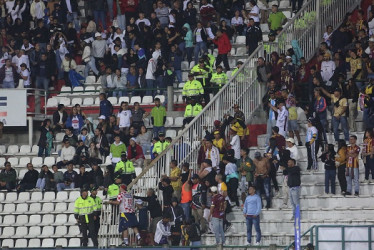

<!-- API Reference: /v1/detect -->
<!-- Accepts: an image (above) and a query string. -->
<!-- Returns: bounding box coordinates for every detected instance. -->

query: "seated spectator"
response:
[78,127,93,147]
[88,163,104,188]
[88,141,103,164]
[93,128,110,158]
[75,165,90,189]
[66,106,85,136]
[0,161,17,191]
[74,140,89,165]
[63,127,79,147]
[35,165,54,191]
[113,68,127,97]
[16,163,38,193]
[127,137,145,168]
[52,104,68,133]
[57,140,76,168]
[57,163,77,191]
[110,134,127,164]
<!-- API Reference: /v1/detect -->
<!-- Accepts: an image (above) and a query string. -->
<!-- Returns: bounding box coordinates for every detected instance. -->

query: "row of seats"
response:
[1,237,81,248]
[0,155,56,167]
[1,190,81,203]
[0,225,80,238]
[1,202,76,215]
[1,214,78,227]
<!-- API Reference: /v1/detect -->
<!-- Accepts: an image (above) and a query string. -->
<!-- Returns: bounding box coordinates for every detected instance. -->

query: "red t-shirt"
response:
[211,194,225,219]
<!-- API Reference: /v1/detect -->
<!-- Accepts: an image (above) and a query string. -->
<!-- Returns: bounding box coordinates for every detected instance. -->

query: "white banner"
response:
[0,89,27,126]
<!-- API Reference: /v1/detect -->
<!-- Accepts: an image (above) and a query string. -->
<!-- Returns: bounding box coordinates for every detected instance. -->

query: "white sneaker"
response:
[255,242,260,246]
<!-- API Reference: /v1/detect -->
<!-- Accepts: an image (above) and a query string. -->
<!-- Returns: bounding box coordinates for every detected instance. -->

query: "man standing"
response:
[268,5,287,32]
[210,65,228,94]
[246,18,262,55]
[253,152,271,209]
[239,148,255,204]
[285,159,301,219]
[182,74,204,102]
[269,99,289,138]
[162,160,182,200]
[108,184,141,246]
[306,118,318,171]
[191,174,208,233]
[74,189,99,247]
[114,153,136,185]
[151,98,166,138]
[208,186,225,246]
[90,187,102,236]
[212,30,232,71]
[191,59,210,104]
[346,135,360,196]
[152,132,170,158]
[243,185,262,246]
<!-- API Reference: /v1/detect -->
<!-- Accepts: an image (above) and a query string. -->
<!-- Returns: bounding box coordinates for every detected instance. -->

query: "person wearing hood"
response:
[127,137,145,168]
[134,188,163,242]
[110,134,127,164]
[165,197,185,246]
[181,21,194,63]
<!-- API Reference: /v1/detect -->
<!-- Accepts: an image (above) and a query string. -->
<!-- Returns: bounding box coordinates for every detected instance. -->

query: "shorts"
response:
[288,120,299,131]
[119,213,139,232]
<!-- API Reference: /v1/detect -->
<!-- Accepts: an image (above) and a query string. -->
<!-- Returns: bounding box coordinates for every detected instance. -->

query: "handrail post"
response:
[167,86,174,111]
[35,89,41,116]
[315,0,321,49]
[28,116,33,147]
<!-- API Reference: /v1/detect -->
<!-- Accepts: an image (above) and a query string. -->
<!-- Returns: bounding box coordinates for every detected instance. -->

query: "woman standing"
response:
[362,129,374,183]
[93,128,110,158]
[335,139,347,195]
[37,119,53,157]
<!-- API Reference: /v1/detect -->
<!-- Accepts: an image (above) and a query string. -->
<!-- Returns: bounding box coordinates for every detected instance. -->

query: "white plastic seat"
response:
[28,238,41,248]
[84,86,96,95]
[39,225,55,237]
[2,239,14,248]
[69,238,81,247]
[181,61,189,70]
[71,97,83,106]
[41,203,55,213]
[16,193,30,204]
[42,238,55,247]
[28,215,42,226]
[155,95,165,103]
[236,47,247,56]
[165,117,173,127]
[118,96,130,103]
[44,156,55,166]
[60,86,72,94]
[260,23,270,33]
[15,239,27,248]
[0,192,4,202]
[279,0,289,8]
[43,191,56,202]
[15,214,28,225]
[83,97,94,106]
[29,145,39,155]
[235,35,246,44]
[0,226,14,238]
[27,226,41,238]
[141,96,153,105]
[59,98,71,106]
[31,156,43,167]
[86,76,96,83]
[68,225,80,236]
[46,97,59,107]
[18,157,31,167]
[29,192,43,202]
[5,145,19,155]
[15,226,28,237]
[262,34,269,42]
[53,214,68,225]
[5,193,17,203]
[0,157,5,166]
[2,203,15,213]
[55,238,68,247]
[54,225,68,237]
[130,96,141,104]
[28,203,41,213]
[68,191,80,201]
[73,86,84,93]
[67,214,77,225]
[108,97,118,105]
[2,215,15,225]
[18,169,28,180]
[166,129,177,138]
[178,82,185,89]
[283,10,291,19]
[55,192,68,202]
[18,145,31,155]
[40,214,54,225]
[0,145,6,155]
[174,117,184,127]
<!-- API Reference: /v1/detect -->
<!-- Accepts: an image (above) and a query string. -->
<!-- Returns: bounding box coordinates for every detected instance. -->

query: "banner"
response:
[295,204,301,250]
[0,89,27,126]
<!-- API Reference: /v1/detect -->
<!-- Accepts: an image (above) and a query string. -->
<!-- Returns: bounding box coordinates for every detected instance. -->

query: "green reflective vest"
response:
[91,195,103,212]
[207,54,215,68]
[184,103,203,117]
[74,196,96,223]
[182,80,204,97]
[210,72,228,87]
[115,160,135,175]
[191,65,209,85]
[107,183,120,200]
[152,140,170,154]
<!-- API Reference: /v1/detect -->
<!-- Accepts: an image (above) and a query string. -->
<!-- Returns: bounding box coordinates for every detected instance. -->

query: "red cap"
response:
[120,184,127,191]
[214,120,221,126]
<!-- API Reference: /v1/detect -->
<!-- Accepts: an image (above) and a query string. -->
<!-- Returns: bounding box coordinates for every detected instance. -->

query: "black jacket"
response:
[37,126,50,148]
[246,25,262,46]
[134,194,163,219]
[20,169,39,187]
[158,182,174,206]
[286,166,301,187]
[60,0,79,13]
[75,172,90,189]
[321,152,336,171]
[165,204,185,232]
[53,110,68,126]
[88,168,104,187]
[185,223,201,242]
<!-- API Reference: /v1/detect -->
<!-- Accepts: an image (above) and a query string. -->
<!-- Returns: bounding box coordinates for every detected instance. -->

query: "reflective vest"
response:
[207,54,215,68]
[191,65,209,85]
[74,196,96,223]
[211,72,228,87]
[91,195,103,212]
[115,160,135,175]
[107,183,120,199]
[184,103,203,118]
[182,80,204,97]
[152,140,170,154]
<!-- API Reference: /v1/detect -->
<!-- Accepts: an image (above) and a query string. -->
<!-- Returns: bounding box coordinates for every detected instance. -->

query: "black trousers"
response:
[337,164,347,193]
[269,163,279,191]
[216,53,230,71]
[227,178,239,206]
[291,0,303,11]
[79,219,98,247]
[183,117,194,126]
[94,215,100,236]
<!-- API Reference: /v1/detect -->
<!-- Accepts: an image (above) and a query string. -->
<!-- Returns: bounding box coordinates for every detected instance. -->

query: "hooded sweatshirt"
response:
[110,141,127,163]
[183,23,193,48]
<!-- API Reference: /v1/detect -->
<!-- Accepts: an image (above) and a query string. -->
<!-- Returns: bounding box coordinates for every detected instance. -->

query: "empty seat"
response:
[118,96,130,103]
[59,98,71,106]
[108,97,118,105]
[7,157,18,166]
[155,95,165,103]
[15,203,29,213]
[141,96,153,104]
[18,169,28,180]
[2,203,15,214]
[28,215,42,226]
[29,145,39,155]
[166,129,177,138]
[174,117,184,127]
[28,226,41,237]
[236,47,247,56]
[55,238,68,247]
[73,86,84,93]
[54,225,68,237]
[2,215,15,225]
[69,238,81,247]
[84,86,96,95]
[94,97,100,105]
[68,191,80,201]
[41,203,55,213]
[44,156,55,165]
[18,157,31,167]
[83,97,94,106]
[28,203,41,214]
[16,192,30,203]
[60,86,72,94]
[5,193,17,203]
[43,191,56,202]
[18,145,31,155]
[46,97,59,107]
[28,239,41,248]
[1,226,15,238]
[53,214,68,225]
[55,192,69,202]
[1,239,14,248]
[235,36,246,44]
[67,214,77,225]
[40,225,55,237]
[279,0,289,8]
[29,192,43,202]
[67,225,80,236]
[130,96,141,104]
[165,117,173,127]
[0,157,5,166]
[71,97,83,106]
[15,214,28,225]
[260,23,270,33]
[15,226,28,237]
[86,75,96,83]
[283,10,291,19]
[15,239,27,248]
[0,145,6,155]
[5,145,19,155]
[40,214,54,225]
[31,156,43,167]
[42,238,55,247]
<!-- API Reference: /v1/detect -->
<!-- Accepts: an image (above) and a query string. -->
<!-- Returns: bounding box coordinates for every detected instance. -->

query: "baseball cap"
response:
[286,56,292,59]
[286,138,295,144]
[210,186,218,192]
[135,199,143,205]
[98,115,106,120]
[254,151,261,158]
[213,130,220,135]
[95,32,102,38]
[130,137,137,142]
[214,120,221,126]
[90,186,98,192]
[191,174,199,180]
[158,132,165,137]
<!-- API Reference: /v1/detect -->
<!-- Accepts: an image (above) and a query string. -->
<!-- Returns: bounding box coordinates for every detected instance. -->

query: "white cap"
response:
[130,137,137,142]
[98,115,106,120]
[95,32,102,38]
[210,186,218,192]
[135,199,143,205]
[286,138,295,144]
[286,56,292,59]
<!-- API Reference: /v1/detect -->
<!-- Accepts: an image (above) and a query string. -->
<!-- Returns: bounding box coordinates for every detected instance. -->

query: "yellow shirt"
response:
[170,167,182,191]
[218,182,227,195]
[346,57,362,79]
[331,96,347,117]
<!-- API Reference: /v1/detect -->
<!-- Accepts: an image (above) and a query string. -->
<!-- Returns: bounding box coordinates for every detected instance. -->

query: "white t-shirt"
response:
[306,126,318,142]
[21,69,30,86]
[276,106,289,133]
[195,28,203,42]
[71,116,79,129]
[249,5,260,23]
[117,110,132,128]
[230,135,241,159]
[4,66,13,82]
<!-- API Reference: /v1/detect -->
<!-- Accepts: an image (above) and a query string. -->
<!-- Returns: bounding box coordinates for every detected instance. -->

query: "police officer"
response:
[191,58,210,103]
[183,99,203,126]
[210,65,228,94]
[114,153,136,185]
[182,74,204,103]
[152,132,170,158]
[90,186,102,236]
[74,188,98,247]
[104,175,121,200]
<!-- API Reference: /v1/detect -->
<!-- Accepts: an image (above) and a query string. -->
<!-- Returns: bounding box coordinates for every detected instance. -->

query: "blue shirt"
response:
[269,98,276,120]
[243,194,262,216]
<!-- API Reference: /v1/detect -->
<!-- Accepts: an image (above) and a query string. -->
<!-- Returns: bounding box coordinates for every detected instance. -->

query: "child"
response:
[320,144,336,195]
[346,135,360,196]
[78,127,92,147]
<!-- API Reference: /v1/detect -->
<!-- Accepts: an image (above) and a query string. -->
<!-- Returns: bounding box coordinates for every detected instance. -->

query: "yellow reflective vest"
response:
[74,196,96,223]
[115,160,135,175]
[182,80,204,97]
[107,183,120,200]
[191,65,209,85]
[91,195,103,212]
[210,72,228,88]
[184,103,203,117]
[152,140,170,154]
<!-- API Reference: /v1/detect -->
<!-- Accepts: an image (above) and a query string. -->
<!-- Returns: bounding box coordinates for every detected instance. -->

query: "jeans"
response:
[140,143,152,156]
[325,169,336,194]
[36,76,50,91]
[194,41,207,64]
[146,79,155,96]
[365,156,374,180]
[56,182,75,192]
[117,14,126,31]
[38,146,50,157]
[255,176,271,208]
[180,202,191,222]
[36,178,46,190]
[153,126,165,138]
[282,176,289,206]
[332,116,349,142]
[175,69,182,83]
[156,75,165,94]
[211,217,225,244]
[306,141,318,170]
[216,54,230,71]
[56,50,63,80]
[191,240,201,250]
[265,119,276,146]
[346,168,359,193]
[67,12,80,32]
[337,164,347,193]
[246,216,261,244]
[93,10,106,29]
[107,0,114,19]
[289,186,300,217]
[3,80,14,88]
[84,57,99,77]
[319,118,328,143]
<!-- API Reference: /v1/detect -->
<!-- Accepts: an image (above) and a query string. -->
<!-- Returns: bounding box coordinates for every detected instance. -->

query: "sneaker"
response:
[355,192,359,196]
[255,241,261,246]
[247,242,251,246]
[345,192,352,196]
[298,142,303,146]
[121,242,129,247]
[341,191,346,196]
